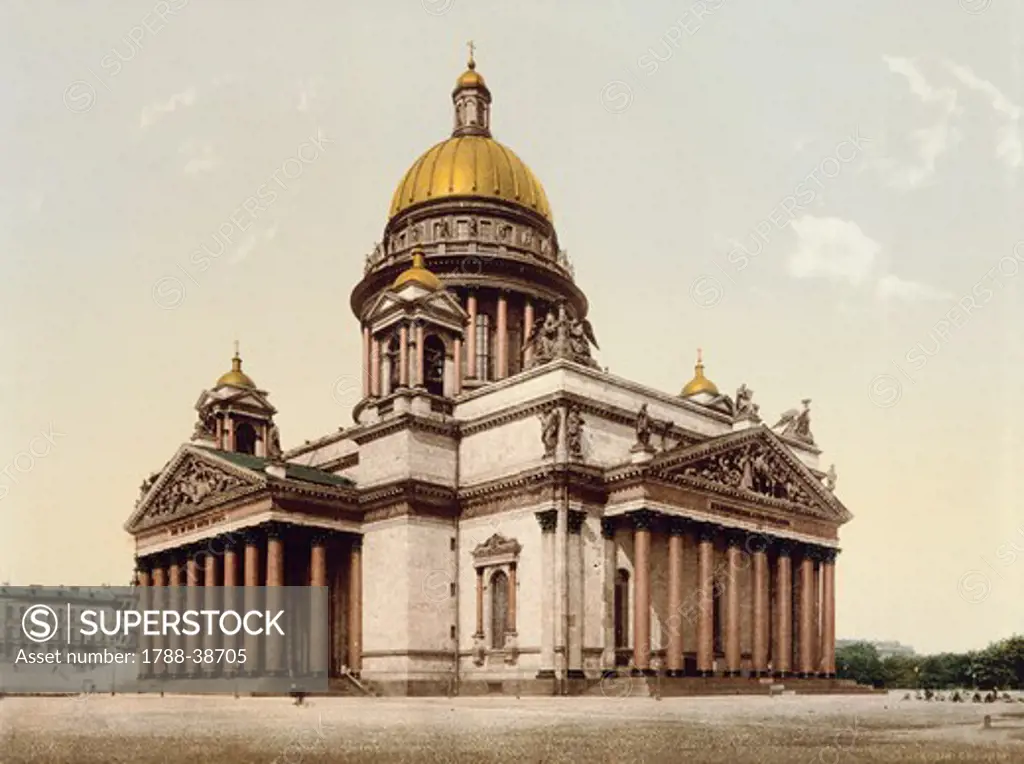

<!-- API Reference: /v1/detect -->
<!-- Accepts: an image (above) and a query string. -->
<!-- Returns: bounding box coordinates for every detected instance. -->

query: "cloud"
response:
[787,215,949,303]
[787,216,880,286]
[875,274,953,302]
[879,56,960,190]
[140,87,197,128]
[945,61,1022,171]
[179,141,219,176]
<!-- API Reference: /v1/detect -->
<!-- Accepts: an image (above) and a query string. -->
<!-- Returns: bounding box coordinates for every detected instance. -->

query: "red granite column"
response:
[265,525,285,675]
[631,511,654,674]
[496,291,508,379]
[523,300,535,368]
[203,551,219,672]
[724,534,742,676]
[370,339,381,397]
[466,292,477,379]
[773,544,792,677]
[310,533,329,677]
[151,561,167,679]
[752,537,770,677]
[399,324,409,387]
[167,555,183,678]
[243,531,261,674]
[222,539,239,676]
[821,550,838,677]
[696,525,716,676]
[666,521,684,676]
[362,325,371,397]
[798,549,815,678]
[348,537,363,674]
[136,561,151,677]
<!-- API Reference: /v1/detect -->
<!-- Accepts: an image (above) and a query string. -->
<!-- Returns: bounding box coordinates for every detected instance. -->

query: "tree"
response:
[836,642,883,687]
[881,654,920,689]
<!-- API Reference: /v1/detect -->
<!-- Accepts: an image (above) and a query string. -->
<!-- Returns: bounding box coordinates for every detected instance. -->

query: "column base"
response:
[773,671,790,679]
[665,668,684,678]
[723,670,742,678]
[630,668,657,677]
[567,670,586,679]
[697,669,714,678]
[600,669,618,678]
[535,670,556,679]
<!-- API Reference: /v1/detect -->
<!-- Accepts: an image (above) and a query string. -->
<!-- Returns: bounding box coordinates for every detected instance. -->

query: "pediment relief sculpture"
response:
[145,456,253,521]
[677,441,815,508]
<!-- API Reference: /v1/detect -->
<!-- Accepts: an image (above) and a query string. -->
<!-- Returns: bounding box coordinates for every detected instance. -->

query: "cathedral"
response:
[125,52,853,696]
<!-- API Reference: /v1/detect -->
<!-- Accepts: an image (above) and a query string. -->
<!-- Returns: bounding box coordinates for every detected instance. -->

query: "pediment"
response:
[194,387,275,414]
[125,446,266,533]
[365,289,467,331]
[652,426,851,523]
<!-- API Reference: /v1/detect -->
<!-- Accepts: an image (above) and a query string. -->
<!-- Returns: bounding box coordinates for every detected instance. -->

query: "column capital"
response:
[600,516,616,539]
[723,527,747,547]
[242,527,263,546]
[627,509,658,531]
[696,522,721,543]
[535,509,558,533]
[263,522,286,541]
[667,517,690,536]
[350,535,364,551]
[743,531,772,555]
[567,509,587,535]
[310,530,330,547]
[773,539,794,557]
[821,547,840,563]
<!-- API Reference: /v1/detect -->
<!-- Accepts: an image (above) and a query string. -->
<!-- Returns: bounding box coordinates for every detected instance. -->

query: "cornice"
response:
[350,411,460,445]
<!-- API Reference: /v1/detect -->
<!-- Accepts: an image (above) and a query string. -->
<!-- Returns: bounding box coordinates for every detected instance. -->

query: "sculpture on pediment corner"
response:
[659,419,673,451]
[473,533,522,560]
[825,463,837,491]
[525,303,599,370]
[735,384,761,422]
[538,407,560,459]
[566,405,585,461]
[267,424,283,462]
[773,398,814,445]
[191,408,216,441]
[135,471,160,508]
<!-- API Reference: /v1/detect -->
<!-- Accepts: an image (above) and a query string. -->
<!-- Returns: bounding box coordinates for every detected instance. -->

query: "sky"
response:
[1,0,1022,655]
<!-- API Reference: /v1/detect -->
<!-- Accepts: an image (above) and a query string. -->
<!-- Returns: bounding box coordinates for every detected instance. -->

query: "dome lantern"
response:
[452,41,492,138]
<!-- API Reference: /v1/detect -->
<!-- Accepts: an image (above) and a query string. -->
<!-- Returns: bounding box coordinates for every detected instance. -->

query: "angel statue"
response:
[772,398,814,445]
[568,317,599,363]
[825,463,837,491]
[267,423,283,461]
[635,403,652,449]
[525,308,560,364]
[735,384,760,421]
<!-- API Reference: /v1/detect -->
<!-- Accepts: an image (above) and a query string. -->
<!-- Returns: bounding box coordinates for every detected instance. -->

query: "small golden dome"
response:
[389,135,552,221]
[680,348,719,397]
[216,347,256,389]
[456,42,487,90]
[393,250,442,291]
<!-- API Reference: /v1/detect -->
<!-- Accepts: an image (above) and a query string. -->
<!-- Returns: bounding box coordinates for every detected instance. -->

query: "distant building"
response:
[837,639,915,658]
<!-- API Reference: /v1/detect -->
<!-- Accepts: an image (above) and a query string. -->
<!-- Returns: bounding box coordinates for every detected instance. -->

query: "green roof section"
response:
[195,446,354,489]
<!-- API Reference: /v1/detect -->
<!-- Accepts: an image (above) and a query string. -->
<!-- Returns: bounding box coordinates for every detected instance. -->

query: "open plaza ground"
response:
[2,691,1024,763]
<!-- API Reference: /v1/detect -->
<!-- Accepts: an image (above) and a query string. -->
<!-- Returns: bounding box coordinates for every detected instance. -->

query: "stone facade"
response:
[125,55,851,696]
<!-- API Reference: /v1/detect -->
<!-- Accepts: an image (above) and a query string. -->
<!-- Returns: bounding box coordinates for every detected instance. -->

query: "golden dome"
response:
[389,135,552,221]
[216,347,256,389]
[456,63,486,90]
[393,250,442,291]
[680,349,719,397]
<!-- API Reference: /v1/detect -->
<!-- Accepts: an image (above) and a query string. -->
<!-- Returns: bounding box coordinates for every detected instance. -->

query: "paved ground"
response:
[1,691,1023,762]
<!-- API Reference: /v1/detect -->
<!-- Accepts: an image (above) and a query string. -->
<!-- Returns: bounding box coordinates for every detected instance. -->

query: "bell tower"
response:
[192,344,281,458]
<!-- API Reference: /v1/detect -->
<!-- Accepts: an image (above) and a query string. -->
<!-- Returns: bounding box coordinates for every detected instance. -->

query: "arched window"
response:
[614,569,630,652]
[490,570,509,649]
[235,422,256,455]
[424,335,446,396]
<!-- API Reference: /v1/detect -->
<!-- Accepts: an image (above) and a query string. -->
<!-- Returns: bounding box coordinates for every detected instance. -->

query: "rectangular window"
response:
[475,314,491,381]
